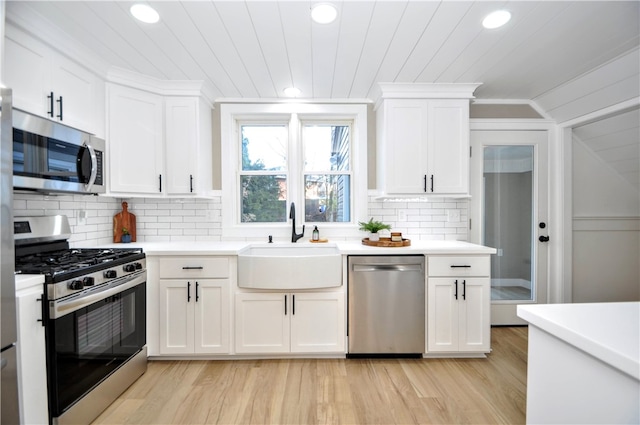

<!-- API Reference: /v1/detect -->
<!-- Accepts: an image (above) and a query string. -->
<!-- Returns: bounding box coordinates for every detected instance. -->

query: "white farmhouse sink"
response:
[237,244,342,289]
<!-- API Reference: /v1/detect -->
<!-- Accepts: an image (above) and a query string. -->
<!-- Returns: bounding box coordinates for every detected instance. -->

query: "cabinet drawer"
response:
[159,257,229,278]
[428,256,490,277]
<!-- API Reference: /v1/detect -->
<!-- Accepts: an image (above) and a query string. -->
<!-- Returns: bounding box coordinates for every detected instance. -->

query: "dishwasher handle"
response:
[352,264,423,272]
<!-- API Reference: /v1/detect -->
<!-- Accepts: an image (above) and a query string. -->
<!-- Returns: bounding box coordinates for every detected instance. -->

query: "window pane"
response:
[303,125,350,171]
[241,125,287,171]
[241,175,287,222]
[304,174,350,222]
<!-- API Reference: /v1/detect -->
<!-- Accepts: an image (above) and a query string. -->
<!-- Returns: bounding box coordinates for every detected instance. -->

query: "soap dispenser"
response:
[312,226,319,241]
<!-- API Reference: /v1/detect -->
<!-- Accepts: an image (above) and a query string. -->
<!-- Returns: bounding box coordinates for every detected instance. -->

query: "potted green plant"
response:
[121,227,132,243]
[358,218,391,242]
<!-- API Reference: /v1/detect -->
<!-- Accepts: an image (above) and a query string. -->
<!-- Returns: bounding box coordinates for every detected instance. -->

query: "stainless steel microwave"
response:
[12,109,105,195]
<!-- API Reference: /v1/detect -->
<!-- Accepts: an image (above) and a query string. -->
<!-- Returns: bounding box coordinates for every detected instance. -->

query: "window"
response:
[221,103,367,239]
[240,124,288,223]
[302,122,351,223]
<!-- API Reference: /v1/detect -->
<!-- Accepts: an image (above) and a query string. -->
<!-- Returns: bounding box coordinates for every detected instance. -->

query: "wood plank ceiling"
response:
[7,1,639,101]
[5,1,640,189]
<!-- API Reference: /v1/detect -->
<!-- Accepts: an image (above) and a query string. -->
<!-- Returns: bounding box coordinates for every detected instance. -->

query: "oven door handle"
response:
[51,271,146,319]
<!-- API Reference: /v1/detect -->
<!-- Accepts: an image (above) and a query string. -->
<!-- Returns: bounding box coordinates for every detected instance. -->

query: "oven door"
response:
[46,272,146,418]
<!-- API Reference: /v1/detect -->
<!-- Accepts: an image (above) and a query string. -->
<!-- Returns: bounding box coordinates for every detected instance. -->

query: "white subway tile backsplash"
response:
[13,192,469,244]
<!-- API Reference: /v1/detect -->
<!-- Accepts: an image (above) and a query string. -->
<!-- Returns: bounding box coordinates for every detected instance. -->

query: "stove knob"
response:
[68,280,84,290]
[123,264,136,273]
[83,277,95,286]
[104,270,117,279]
[135,262,143,270]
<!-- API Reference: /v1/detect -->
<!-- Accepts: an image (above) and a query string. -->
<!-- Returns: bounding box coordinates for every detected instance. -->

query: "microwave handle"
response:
[83,142,98,191]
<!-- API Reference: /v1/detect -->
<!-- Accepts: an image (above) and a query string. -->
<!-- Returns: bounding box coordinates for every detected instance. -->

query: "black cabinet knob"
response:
[539,235,550,242]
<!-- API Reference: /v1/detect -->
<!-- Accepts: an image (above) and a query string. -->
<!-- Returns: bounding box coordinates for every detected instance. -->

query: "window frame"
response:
[220,103,368,240]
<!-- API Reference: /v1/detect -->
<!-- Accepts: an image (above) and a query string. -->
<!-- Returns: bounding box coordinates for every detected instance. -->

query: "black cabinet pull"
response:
[190,175,193,193]
[284,295,287,315]
[56,95,63,120]
[292,295,295,315]
[462,280,466,300]
[450,265,471,268]
[195,282,199,302]
[187,282,191,302]
[36,297,45,326]
[423,175,427,192]
[159,174,162,192]
[539,235,550,242]
[182,266,204,270]
[454,279,458,300]
[47,92,54,117]
[430,174,434,192]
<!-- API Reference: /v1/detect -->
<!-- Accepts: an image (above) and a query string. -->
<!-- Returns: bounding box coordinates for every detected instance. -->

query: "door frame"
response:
[469,119,560,323]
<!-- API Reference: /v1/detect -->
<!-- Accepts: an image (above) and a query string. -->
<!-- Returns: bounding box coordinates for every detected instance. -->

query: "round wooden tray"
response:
[362,237,411,247]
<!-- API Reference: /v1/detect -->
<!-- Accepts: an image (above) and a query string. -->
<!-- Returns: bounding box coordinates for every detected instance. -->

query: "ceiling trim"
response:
[558,98,640,129]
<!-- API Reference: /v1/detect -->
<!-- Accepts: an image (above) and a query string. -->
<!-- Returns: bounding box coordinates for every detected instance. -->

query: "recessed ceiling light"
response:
[130,4,160,24]
[482,10,511,29]
[284,87,301,97]
[311,3,338,24]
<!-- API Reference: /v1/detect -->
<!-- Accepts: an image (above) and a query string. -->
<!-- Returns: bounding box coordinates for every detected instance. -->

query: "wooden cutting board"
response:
[113,201,136,243]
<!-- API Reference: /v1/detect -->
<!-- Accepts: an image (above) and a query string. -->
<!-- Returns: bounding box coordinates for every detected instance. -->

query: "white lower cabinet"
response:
[427,256,491,354]
[159,279,230,354]
[235,291,345,354]
[16,278,49,424]
[156,256,231,355]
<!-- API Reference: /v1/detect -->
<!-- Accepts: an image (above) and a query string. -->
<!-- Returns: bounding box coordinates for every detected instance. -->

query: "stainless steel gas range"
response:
[14,215,147,425]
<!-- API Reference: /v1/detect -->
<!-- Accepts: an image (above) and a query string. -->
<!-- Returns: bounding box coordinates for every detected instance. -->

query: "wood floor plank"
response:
[92,327,528,425]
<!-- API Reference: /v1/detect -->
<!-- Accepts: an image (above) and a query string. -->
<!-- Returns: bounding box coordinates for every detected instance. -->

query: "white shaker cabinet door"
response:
[159,280,195,355]
[426,100,469,194]
[193,280,230,354]
[164,97,198,195]
[108,84,164,195]
[235,292,290,354]
[16,284,49,425]
[290,291,345,353]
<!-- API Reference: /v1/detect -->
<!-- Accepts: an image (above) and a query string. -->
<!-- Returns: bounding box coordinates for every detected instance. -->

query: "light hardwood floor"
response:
[93,327,528,425]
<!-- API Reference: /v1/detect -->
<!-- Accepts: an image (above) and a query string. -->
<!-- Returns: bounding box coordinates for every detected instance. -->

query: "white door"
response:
[470,130,549,325]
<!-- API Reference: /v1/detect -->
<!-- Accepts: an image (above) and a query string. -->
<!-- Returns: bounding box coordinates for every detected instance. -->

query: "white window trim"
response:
[221,103,368,241]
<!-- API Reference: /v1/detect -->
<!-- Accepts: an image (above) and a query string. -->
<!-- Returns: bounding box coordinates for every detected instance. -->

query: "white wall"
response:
[571,138,640,302]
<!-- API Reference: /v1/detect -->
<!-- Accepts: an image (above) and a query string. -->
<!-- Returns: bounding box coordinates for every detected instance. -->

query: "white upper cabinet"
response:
[4,25,103,136]
[107,84,164,195]
[106,70,213,198]
[375,83,480,197]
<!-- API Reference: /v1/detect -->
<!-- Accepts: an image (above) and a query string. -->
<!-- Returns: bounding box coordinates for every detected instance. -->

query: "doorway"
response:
[470,130,549,325]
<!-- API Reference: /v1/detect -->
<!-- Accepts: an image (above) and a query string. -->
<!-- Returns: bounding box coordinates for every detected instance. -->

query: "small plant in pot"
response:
[121,227,132,243]
[358,218,391,242]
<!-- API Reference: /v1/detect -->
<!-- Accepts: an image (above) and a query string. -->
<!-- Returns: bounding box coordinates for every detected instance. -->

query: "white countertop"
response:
[96,239,496,256]
[518,302,640,381]
[15,274,45,291]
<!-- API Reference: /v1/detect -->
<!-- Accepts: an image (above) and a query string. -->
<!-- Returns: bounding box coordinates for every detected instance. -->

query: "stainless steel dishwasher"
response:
[348,255,425,356]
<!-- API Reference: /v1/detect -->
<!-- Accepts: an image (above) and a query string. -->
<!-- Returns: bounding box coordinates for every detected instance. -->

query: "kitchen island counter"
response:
[518,302,639,424]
